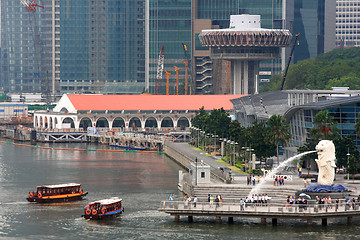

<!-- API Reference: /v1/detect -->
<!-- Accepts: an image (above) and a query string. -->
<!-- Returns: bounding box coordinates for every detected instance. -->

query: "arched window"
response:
[112,117,125,128]
[96,117,109,128]
[177,117,190,130]
[145,117,158,128]
[161,117,174,128]
[79,117,92,130]
[129,117,141,129]
[62,117,75,128]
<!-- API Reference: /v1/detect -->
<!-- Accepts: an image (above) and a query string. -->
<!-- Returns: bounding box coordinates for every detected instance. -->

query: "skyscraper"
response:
[1,0,53,93]
[336,0,360,47]
[292,0,336,62]
[1,0,146,96]
[59,0,145,94]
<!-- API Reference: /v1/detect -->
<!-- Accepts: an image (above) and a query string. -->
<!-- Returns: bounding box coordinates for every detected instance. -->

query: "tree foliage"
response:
[265,115,291,164]
[309,110,338,141]
[261,47,360,92]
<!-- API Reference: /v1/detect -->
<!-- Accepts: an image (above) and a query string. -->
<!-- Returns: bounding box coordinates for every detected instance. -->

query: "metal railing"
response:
[159,200,360,214]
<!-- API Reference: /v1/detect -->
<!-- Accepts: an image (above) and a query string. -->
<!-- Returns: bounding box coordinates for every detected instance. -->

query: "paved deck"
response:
[159,201,360,225]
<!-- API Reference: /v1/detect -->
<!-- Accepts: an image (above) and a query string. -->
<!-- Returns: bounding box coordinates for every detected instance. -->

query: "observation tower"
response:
[199,15,292,95]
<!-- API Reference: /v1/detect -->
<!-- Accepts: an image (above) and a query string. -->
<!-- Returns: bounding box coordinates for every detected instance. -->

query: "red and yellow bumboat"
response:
[26,183,88,203]
[83,197,123,220]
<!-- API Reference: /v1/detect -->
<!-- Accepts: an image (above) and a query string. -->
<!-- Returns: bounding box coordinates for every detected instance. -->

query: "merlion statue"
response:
[315,140,336,185]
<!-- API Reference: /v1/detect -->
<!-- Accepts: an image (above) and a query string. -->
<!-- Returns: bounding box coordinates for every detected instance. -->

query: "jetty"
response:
[159,201,360,226]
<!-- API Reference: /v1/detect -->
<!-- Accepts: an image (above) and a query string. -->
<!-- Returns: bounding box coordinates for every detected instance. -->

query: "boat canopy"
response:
[89,197,122,206]
[37,183,81,189]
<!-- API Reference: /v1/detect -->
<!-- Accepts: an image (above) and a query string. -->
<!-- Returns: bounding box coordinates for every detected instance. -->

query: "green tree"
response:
[309,110,338,141]
[265,115,291,165]
[228,120,247,146]
[355,112,360,137]
[248,120,276,160]
[334,136,358,169]
[191,107,209,131]
[207,108,231,137]
[260,47,360,92]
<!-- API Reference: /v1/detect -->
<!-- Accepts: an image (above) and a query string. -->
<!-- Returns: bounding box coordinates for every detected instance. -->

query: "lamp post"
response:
[347,149,350,181]
[213,134,218,156]
[234,142,238,166]
[227,140,232,164]
[201,131,205,150]
[243,146,254,172]
[207,134,211,154]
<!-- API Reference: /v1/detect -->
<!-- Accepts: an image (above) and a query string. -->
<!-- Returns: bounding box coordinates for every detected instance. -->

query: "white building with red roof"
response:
[33,94,242,131]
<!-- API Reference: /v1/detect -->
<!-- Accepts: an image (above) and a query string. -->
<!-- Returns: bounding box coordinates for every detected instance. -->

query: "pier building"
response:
[199,15,292,95]
[33,94,242,132]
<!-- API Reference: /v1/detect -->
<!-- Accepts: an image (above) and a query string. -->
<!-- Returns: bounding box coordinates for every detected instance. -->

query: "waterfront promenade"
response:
[159,200,360,225]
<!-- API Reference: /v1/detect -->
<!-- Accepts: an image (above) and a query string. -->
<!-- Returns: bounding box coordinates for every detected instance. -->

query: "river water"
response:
[0,142,359,239]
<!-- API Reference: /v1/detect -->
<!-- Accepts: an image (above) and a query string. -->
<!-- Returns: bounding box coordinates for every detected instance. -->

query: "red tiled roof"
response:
[67,94,244,111]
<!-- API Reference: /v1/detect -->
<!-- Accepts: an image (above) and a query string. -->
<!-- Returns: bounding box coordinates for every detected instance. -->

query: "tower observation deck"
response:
[199,15,292,95]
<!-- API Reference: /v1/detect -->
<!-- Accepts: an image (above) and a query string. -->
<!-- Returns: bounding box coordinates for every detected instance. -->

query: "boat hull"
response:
[26,192,88,203]
[83,208,124,220]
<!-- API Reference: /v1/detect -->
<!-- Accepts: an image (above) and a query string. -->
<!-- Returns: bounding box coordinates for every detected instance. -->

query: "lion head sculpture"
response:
[315,140,336,185]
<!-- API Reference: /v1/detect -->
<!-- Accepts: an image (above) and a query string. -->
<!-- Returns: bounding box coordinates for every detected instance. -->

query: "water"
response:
[0,144,359,239]
[248,151,316,198]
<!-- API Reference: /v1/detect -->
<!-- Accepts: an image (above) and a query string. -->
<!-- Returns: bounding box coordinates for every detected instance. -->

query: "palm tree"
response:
[266,115,291,165]
[310,110,338,141]
[355,112,360,137]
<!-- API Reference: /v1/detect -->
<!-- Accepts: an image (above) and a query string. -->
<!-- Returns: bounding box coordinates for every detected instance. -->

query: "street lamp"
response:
[206,133,211,154]
[212,134,218,156]
[347,150,350,181]
[201,131,205,150]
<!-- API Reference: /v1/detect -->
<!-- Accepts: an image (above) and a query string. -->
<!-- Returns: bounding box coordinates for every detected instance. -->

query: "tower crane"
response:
[280,33,300,91]
[21,0,51,111]
[155,45,165,95]
[182,43,192,95]
[174,66,180,95]
[164,70,171,95]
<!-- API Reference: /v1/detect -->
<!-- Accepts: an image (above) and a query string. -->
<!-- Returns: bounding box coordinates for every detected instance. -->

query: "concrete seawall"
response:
[164,142,193,170]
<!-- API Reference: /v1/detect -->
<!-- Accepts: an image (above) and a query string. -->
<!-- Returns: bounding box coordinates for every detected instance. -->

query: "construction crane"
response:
[182,43,191,95]
[164,70,171,95]
[21,0,51,111]
[226,61,230,94]
[174,66,180,95]
[155,45,165,95]
[280,33,300,91]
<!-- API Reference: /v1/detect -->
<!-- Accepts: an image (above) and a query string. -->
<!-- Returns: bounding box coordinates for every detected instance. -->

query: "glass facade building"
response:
[1,0,145,96]
[1,0,53,93]
[292,0,336,63]
[336,0,360,47]
[59,0,145,94]
[193,0,288,94]
[286,96,360,156]
[149,0,192,95]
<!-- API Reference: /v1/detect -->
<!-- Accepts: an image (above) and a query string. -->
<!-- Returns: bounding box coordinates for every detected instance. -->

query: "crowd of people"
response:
[246,175,261,185]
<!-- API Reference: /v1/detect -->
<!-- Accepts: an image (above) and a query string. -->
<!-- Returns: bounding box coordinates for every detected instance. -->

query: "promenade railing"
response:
[159,200,360,214]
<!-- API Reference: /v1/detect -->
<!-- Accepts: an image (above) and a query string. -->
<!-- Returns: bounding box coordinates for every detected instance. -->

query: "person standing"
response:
[240,198,245,211]
[193,196,197,208]
[335,198,339,211]
[169,193,174,206]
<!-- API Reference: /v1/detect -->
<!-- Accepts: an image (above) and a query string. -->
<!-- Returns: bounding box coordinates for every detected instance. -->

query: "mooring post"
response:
[261,217,266,225]
[228,217,233,223]
[272,218,277,226]
[307,218,312,226]
[188,216,193,222]
[216,216,221,223]
[174,215,180,222]
[322,218,327,226]
[348,216,353,225]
